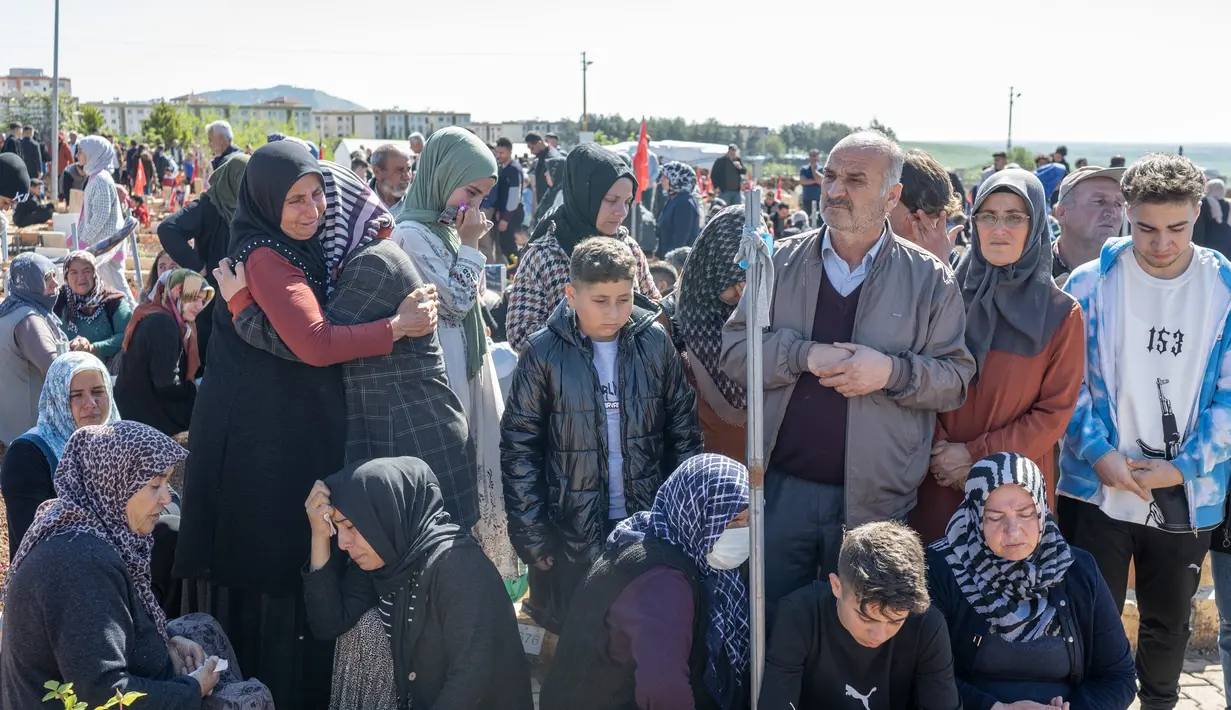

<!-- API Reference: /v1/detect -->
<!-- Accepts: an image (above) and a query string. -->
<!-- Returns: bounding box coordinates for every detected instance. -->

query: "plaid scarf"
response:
[677,205,750,409]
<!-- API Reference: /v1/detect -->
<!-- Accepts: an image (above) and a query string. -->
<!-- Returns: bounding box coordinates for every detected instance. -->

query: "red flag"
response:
[133,159,146,199]
[633,119,650,205]
[776,177,782,201]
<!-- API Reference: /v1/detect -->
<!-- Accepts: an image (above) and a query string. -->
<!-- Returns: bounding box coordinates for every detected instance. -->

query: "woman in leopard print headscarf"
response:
[1,420,276,709]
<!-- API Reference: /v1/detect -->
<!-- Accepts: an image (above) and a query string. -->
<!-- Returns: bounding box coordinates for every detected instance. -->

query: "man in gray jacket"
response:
[721,131,975,621]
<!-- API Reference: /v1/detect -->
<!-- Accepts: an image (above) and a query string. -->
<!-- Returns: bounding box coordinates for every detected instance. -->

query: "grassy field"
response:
[901,142,998,171]
[906,140,1231,176]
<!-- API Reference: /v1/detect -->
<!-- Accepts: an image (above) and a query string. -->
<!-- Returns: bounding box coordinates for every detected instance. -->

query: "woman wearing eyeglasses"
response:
[909,169,1085,544]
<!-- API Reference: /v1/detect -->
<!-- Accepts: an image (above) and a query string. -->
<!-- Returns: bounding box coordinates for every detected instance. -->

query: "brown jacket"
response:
[684,352,747,462]
[720,225,975,526]
[910,302,1084,543]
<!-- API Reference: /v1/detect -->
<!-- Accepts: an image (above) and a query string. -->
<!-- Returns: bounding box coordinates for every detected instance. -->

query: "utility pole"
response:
[1006,86,1022,153]
[581,51,593,132]
[49,0,61,203]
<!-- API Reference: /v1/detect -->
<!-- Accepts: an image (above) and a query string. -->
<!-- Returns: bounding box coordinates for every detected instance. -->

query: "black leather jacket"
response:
[501,294,702,567]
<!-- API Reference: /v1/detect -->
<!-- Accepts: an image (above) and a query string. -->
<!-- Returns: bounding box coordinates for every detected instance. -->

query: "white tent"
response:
[330,138,412,164]
[606,139,736,169]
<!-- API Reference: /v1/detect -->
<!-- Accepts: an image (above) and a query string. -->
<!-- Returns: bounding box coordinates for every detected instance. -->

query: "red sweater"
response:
[228,247,393,366]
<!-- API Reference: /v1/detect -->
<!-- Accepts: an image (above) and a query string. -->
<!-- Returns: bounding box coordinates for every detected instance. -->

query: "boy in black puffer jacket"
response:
[501,236,702,632]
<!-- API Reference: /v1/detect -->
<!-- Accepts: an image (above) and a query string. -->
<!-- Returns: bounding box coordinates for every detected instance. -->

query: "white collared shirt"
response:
[820,225,888,297]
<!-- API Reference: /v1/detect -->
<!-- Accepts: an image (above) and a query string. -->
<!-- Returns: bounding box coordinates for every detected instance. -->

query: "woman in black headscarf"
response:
[303,457,534,710]
[505,143,661,352]
[911,169,1084,544]
[175,141,422,708]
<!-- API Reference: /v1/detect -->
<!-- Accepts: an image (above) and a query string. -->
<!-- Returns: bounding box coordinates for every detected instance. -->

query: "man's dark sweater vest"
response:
[770,270,862,485]
[540,540,716,710]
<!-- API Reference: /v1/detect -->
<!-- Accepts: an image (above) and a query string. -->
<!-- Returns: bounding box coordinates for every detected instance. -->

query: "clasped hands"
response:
[1094,451,1184,501]
[806,342,894,398]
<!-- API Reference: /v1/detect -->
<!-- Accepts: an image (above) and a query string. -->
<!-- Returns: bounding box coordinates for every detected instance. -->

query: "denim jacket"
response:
[1059,237,1231,530]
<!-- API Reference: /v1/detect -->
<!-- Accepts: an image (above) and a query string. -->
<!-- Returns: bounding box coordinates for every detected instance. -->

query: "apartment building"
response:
[0,68,72,98]
[468,120,565,144]
[312,110,472,141]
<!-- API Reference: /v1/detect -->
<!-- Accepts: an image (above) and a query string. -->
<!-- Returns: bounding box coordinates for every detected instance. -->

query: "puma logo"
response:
[845,684,877,710]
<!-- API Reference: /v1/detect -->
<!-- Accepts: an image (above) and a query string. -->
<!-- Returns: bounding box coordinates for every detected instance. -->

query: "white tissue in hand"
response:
[194,659,228,675]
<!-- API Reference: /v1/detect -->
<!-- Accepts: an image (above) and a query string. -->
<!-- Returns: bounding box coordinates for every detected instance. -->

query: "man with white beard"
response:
[370,143,413,209]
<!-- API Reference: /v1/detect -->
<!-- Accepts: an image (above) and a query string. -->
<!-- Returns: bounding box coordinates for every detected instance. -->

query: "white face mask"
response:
[707,526,750,571]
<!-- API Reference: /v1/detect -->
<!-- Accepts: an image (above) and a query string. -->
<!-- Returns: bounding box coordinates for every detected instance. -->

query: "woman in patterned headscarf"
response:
[656,161,703,258]
[157,152,248,373]
[543,454,751,710]
[1,351,119,556]
[926,452,1135,710]
[113,269,214,437]
[674,205,754,460]
[53,250,132,368]
[0,421,274,710]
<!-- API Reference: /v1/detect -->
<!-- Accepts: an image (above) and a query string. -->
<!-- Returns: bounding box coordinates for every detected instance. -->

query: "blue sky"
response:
[4,0,1227,143]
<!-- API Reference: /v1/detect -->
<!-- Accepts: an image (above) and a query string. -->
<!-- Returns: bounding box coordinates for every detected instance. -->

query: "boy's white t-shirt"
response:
[1096,249,1221,530]
[592,340,626,519]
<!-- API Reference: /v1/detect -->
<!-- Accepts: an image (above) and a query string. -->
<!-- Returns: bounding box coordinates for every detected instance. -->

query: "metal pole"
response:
[742,186,767,708]
[49,0,61,203]
[128,224,143,299]
[581,52,592,132]
[1006,86,1014,153]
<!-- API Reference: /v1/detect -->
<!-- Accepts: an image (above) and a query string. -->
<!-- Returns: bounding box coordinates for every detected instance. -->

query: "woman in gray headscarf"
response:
[911,169,1085,543]
[0,253,67,447]
[75,136,130,297]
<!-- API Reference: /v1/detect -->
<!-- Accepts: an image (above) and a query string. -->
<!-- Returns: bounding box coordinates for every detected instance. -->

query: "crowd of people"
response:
[0,117,1230,710]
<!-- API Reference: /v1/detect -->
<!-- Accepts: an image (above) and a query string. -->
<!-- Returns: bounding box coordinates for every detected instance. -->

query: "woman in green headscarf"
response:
[391,127,523,588]
[156,152,249,371]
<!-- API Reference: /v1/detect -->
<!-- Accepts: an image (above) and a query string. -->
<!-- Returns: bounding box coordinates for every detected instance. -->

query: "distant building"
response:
[312,109,472,141]
[87,102,156,136]
[86,96,313,138]
[0,68,71,98]
[468,120,565,144]
[171,95,313,136]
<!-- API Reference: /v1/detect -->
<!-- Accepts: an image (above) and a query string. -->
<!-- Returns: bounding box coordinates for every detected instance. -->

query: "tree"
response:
[763,134,786,159]
[1009,146,1034,169]
[866,117,897,141]
[817,121,855,152]
[79,105,105,136]
[141,101,187,147]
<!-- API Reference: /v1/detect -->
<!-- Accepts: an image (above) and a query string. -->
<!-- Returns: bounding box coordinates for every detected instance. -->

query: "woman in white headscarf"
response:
[75,136,130,298]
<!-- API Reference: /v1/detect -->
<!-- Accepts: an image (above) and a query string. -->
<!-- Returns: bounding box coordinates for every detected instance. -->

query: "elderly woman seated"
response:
[0,421,272,709]
[926,452,1137,710]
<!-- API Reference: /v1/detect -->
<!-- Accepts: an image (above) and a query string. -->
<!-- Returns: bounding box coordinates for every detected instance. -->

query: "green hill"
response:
[195,85,365,111]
